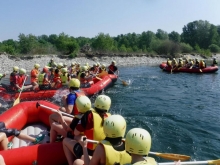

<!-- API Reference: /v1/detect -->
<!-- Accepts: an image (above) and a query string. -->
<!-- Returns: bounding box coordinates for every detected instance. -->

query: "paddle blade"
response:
[13,98,20,106]
[208,159,220,165]
[122,81,128,86]
[155,153,190,161]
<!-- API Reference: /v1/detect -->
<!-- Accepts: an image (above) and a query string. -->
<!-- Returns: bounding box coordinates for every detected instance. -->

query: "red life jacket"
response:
[17,75,25,88]
[53,73,61,82]
[10,72,17,85]
[108,65,115,72]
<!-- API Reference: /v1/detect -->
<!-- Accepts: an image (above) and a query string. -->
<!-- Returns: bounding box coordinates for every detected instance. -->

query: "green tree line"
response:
[0,20,220,58]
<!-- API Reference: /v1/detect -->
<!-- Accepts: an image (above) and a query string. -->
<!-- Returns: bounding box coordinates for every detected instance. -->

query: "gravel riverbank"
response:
[0,53,219,74]
[0,54,167,74]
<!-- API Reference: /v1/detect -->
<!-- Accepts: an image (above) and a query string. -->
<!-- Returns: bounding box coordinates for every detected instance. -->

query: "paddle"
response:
[13,75,28,106]
[83,139,190,161]
[36,102,74,118]
[109,69,128,86]
[158,159,220,165]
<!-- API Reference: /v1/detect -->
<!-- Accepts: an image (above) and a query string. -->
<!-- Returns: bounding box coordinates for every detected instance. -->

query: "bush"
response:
[209,44,220,53]
[180,43,193,53]
[69,52,77,58]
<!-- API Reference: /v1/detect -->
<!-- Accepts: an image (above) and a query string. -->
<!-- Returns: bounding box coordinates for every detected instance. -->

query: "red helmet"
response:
[43,67,48,73]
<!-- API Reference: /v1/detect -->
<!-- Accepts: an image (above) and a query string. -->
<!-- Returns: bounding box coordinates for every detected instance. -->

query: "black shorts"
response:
[73,142,94,159]
[0,122,20,137]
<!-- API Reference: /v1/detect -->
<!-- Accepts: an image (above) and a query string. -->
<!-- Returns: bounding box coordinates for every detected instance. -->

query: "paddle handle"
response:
[159,160,210,165]
[37,103,74,118]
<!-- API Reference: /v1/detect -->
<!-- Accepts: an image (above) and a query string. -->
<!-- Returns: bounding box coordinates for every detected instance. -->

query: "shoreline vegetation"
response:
[0,20,219,59]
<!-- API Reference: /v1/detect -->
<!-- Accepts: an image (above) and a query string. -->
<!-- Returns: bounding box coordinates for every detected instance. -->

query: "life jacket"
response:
[17,75,25,88]
[60,73,68,85]
[10,72,17,86]
[172,60,177,66]
[167,60,172,66]
[53,73,61,83]
[109,65,115,72]
[78,72,87,84]
[100,140,131,165]
[199,61,205,68]
[84,111,111,150]
[31,68,39,83]
[98,70,108,78]
[178,61,183,67]
[131,157,157,165]
[38,73,45,85]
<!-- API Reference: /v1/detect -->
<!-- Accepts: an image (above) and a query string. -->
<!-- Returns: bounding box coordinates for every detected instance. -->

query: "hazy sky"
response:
[0,0,219,41]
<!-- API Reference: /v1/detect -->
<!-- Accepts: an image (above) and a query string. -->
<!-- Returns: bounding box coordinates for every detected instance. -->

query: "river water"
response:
[0,65,219,162]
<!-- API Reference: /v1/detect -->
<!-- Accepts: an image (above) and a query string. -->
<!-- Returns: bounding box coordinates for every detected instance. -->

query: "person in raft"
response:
[49,95,92,143]
[30,63,40,91]
[16,68,33,92]
[108,60,118,74]
[125,128,157,165]
[47,58,57,68]
[0,122,45,150]
[62,95,112,165]
[37,67,51,90]
[74,114,131,165]
[9,66,19,91]
[49,78,82,125]
[212,57,218,66]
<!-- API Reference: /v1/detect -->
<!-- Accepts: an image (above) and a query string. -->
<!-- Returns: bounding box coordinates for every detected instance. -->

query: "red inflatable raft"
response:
[159,62,218,73]
[0,74,117,101]
[0,100,68,165]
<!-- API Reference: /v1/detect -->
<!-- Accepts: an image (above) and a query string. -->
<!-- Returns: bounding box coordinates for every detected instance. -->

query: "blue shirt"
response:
[66,90,80,105]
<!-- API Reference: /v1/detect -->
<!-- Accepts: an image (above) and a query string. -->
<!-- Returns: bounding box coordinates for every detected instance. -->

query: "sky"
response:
[0,0,220,41]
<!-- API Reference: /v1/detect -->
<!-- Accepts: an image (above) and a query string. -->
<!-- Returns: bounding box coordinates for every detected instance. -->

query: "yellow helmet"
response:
[13,66,19,72]
[61,68,68,73]
[101,64,106,70]
[96,62,100,66]
[76,95,91,113]
[112,60,116,64]
[34,64,40,69]
[57,63,63,69]
[19,68,26,74]
[125,128,151,156]
[71,62,76,66]
[94,95,111,111]
[103,115,126,138]
[80,66,87,72]
[68,78,80,88]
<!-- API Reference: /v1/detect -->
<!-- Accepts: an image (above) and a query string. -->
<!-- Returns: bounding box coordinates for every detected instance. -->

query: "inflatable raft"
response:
[160,62,218,73]
[0,74,117,101]
[0,100,68,165]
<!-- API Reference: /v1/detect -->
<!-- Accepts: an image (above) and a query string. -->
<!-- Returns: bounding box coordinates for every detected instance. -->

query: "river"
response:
[0,64,219,162]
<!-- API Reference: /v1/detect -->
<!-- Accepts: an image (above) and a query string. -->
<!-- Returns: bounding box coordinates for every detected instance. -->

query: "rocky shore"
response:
[0,53,219,74]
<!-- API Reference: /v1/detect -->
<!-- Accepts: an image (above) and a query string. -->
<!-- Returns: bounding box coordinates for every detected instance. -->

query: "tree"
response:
[181,20,211,49]
[156,29,168,40]
[91,33,114,51]
[139,31,156,51]
[55,33,79,54]
[168,31,180,43]
[18,33,38,54]
[48,34,58,45]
